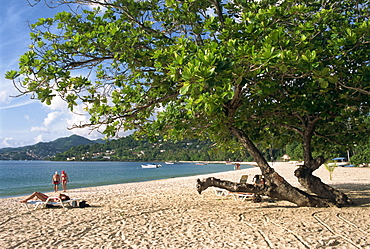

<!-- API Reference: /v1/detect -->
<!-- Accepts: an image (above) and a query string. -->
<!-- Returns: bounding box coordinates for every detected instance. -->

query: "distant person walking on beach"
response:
[234,163,241,170]
[52,171,60,192]
[61,170,69,192]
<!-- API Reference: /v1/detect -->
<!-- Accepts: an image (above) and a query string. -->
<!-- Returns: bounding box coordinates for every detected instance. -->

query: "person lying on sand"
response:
[20,192,70,203]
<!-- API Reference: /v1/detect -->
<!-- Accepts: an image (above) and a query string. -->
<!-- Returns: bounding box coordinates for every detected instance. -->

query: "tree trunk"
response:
[196,176,334,207]
[294,158,353,207]
[295,126,353,207]
[197,126,341,207]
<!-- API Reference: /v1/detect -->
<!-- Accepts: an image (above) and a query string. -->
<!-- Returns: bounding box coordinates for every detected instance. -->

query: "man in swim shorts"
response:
[52,171,61,192]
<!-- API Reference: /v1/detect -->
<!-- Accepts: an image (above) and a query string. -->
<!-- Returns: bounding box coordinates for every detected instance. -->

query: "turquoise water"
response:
[0,161,253,198]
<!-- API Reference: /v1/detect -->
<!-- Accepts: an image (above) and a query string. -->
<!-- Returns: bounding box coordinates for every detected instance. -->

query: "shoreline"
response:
[4,161,370,204]
[1,163,256,201]
[1,162,369,248]
[0,161,254,199]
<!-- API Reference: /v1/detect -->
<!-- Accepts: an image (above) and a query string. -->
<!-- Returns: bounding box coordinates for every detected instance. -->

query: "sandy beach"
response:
[1,162,369,248]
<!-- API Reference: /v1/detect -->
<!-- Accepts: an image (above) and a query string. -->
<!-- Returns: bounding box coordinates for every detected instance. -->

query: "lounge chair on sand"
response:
[214,175,254,201]
[22,197,81,210]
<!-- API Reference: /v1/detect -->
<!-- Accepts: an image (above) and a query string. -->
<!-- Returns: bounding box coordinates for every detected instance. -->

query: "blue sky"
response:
[0,1,105,148]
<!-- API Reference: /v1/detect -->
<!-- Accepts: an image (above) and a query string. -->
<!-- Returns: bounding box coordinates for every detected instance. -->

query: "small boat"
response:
[328,157,350,167]
[196,162,207,165]
[165,161,182,165]
[141,163,162,168]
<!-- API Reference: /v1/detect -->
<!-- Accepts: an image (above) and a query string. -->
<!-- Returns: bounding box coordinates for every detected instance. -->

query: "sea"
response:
[0,161,253,199]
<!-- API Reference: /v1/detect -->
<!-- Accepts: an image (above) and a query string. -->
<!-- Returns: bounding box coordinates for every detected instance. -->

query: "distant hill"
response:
[0,135,104,160]
[51,135,251,162]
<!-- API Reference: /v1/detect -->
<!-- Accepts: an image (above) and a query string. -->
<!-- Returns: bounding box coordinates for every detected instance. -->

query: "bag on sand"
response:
[79,200,91,208]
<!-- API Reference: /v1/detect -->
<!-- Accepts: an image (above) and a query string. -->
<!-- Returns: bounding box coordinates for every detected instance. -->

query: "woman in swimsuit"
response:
[61,170,69,192]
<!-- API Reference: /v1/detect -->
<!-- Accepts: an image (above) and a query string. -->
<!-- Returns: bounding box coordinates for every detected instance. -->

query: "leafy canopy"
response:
[6,0,370,153]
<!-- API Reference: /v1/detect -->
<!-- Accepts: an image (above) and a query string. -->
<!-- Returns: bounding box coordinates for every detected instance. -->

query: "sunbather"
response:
[19,192,70,203]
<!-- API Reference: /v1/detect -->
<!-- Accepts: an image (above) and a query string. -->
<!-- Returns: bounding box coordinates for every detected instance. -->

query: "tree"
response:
[6,0,370,207]
[351,135,370,166]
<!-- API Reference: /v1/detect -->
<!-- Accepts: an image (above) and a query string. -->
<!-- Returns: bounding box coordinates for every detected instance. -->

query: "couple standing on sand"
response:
[52,171,69,192]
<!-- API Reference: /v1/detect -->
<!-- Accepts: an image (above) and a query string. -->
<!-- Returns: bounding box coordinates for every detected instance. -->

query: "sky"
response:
[0,1,106,148]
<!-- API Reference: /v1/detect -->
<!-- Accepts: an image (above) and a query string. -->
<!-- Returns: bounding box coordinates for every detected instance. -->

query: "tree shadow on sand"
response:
[329,183,370,207]
[225,183,370,209]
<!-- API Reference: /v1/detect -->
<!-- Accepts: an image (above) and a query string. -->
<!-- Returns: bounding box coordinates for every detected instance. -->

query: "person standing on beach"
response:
[61,170,69,192]
[52,171,61,192]
[234,163,241,170]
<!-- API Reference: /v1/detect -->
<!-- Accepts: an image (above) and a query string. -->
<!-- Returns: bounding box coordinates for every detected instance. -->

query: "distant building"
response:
[282,154,291,161]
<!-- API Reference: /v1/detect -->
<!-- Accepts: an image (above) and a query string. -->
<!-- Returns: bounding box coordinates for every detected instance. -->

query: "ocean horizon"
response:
[0,160,253,199]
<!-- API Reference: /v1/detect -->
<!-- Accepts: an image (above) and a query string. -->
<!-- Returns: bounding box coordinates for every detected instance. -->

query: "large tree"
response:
[7,0,370,207]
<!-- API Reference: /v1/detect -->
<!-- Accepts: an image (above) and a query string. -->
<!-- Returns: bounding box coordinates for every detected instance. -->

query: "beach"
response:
[1,162,369,248]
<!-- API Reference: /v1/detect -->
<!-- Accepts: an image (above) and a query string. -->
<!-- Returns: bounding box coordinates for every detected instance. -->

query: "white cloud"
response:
[0,136,37,148]
[30,126,49,133]
[29,111,63,133]
[0,90,11,104]
[86,0,108,11]
[43,111,62,126]
[0,99,35,110]
[65,103,101,135]
[1,137,15,147]
[42,95,68,111]
[33,134,44,144]
[39,96,106,139]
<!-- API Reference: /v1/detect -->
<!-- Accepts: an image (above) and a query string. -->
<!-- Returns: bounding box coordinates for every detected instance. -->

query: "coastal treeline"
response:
[50,136,253,162]
[3,134,367,165]
[50,135,367,165]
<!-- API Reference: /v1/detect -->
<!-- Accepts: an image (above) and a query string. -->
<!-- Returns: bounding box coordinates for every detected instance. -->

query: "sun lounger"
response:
[22,200,47,210]
[44,197,81,208]
[214,175,253,200]
[238,175,248,184]
[214,188,230,196]
[231,192,254,201]
[23,197,81,210]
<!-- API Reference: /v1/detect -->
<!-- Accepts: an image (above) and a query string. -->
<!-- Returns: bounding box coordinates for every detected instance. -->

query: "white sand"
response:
[1,162,369,248]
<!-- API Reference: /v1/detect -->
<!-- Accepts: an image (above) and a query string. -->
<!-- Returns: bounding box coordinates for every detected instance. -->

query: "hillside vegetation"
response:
[0,135,103,160]
[50,136,251,162]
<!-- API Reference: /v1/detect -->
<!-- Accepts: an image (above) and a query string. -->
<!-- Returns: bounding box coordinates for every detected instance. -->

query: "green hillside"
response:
[0,135,103,160]
[51,135,252,162]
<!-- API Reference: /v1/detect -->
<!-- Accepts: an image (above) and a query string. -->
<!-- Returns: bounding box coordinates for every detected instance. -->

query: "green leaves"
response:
[301,50,316,62]
[36,88,55,105]
[179,83,190,95]
[5,70,20,80]
[317,78,329,89]
[4,0,369,154]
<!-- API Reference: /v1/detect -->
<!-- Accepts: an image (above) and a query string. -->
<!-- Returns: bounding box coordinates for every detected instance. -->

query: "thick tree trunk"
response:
[196,177,334,207]
[294,157,353,207]
[197,126,341,207]
[296,126,353,207]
